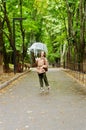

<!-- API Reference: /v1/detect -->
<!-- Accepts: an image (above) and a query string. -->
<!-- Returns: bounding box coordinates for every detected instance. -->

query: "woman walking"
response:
[36,51,50,92]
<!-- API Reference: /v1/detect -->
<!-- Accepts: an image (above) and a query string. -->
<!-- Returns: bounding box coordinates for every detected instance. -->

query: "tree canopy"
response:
[0,0,86,72]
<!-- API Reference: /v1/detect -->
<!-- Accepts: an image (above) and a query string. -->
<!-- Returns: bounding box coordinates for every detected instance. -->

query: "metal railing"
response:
[63,62,86,86]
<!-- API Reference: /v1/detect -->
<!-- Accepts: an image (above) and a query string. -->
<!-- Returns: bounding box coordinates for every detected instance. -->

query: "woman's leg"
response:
[43,73,49,87]
[38,73,43,88]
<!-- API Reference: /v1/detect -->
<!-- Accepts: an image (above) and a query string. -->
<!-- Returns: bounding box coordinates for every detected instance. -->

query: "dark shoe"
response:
[48,86,51,90]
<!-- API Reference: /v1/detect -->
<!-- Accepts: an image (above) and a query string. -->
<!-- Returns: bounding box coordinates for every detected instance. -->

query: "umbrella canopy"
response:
[29,42,48,55]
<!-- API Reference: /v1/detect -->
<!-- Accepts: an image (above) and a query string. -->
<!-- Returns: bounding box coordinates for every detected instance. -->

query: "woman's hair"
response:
[40,51,46,57]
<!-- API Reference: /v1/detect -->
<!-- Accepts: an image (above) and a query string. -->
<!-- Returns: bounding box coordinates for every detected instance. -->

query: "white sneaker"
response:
[40,87,44,93]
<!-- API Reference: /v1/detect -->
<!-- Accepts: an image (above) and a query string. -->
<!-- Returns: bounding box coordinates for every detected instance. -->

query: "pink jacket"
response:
[36,57,48,74]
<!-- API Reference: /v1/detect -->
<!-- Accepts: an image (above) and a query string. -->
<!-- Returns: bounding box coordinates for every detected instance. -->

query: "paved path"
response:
[0,68,86,130]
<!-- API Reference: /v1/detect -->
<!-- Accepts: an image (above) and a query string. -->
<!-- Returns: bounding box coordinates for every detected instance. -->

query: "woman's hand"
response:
[42,65,47,69]
[40,66,43,69]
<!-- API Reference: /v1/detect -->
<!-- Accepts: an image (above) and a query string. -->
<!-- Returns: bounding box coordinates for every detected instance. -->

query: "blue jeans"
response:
[38,72,49,87]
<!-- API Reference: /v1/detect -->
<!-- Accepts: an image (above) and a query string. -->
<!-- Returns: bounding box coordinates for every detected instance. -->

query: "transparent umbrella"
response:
[29,42,48,55]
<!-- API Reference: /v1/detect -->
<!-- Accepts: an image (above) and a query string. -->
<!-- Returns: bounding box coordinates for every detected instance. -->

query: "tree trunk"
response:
[3,45,10,72]
[3,1,14,49]
[2,1,15,72]
[0,17,4,73]
[0,54,3,74]
[66,0,73,68]
[79,0,85,71]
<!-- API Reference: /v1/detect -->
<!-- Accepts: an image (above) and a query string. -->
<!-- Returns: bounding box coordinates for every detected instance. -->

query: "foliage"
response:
[0,0,86,71]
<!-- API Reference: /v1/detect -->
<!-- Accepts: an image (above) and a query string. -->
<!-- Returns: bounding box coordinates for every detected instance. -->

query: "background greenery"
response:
[0,0,86,72]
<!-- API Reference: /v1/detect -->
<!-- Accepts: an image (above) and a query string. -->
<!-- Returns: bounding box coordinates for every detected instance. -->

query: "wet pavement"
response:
[0,68,86,130]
